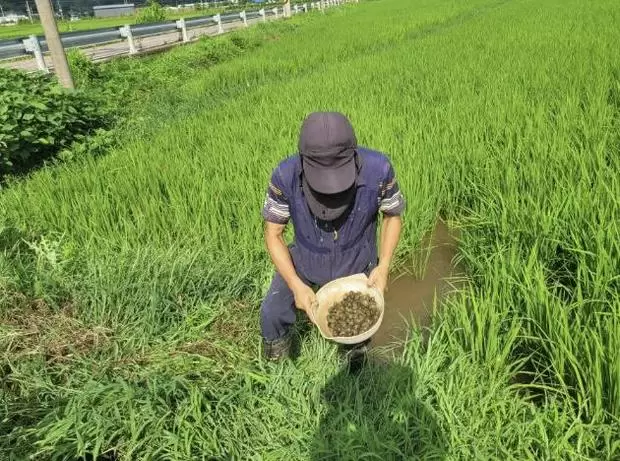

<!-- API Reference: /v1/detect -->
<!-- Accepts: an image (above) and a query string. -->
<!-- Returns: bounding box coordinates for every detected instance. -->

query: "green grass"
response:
[1,0,620,459]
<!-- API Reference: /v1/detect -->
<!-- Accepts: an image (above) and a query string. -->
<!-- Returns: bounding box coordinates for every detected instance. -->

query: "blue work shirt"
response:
[262,147,405,286]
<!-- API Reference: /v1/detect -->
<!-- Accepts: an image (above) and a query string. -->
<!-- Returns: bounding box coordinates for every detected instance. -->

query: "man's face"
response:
[298,112,358,221]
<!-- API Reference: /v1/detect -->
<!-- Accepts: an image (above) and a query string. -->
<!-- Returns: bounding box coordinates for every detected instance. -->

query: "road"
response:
[1,16,271,73]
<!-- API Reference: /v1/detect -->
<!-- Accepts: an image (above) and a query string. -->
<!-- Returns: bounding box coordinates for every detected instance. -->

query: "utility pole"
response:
[33,0,74,88]
[26,0,33,23]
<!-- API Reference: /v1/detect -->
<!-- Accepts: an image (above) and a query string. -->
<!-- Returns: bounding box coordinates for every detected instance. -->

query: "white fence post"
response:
[293,4,298,14]
[272,7,279,19]
[259,8,266,21]
[119,25,137,55]
[303,3,308,12]
[213,13,224,34]
[23,35,48,72]
[176,18,189,42]
[240,10,248,27]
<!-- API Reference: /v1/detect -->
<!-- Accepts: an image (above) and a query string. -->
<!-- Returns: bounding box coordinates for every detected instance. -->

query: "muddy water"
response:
[369,219,465,355]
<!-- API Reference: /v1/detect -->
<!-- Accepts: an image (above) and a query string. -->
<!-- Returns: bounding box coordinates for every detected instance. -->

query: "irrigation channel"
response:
[369,219,463,356]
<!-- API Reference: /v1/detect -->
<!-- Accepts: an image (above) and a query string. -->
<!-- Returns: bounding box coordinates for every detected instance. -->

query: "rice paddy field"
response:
[1,0,620,459]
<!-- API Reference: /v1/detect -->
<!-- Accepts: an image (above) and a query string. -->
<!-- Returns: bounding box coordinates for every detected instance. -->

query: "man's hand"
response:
[292,279,317,314]
[367,264,389,295]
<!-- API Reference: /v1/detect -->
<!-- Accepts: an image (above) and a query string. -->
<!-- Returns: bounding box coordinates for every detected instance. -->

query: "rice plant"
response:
[1,0,619,459]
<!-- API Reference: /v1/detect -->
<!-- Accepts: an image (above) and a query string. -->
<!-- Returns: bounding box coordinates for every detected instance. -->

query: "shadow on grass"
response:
[311,358,447,461]
[289,313,315,362]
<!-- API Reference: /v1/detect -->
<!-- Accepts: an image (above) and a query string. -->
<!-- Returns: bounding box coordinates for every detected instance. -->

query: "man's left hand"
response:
[367,264,389,295]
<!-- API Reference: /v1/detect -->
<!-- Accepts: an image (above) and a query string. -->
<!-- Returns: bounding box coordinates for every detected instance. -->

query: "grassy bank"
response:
[1,0,619,459]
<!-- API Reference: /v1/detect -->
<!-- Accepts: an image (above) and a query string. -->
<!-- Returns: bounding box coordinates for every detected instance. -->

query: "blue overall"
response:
[260,148,401,342]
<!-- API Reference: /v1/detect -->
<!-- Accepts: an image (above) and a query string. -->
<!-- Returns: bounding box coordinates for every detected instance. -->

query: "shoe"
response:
[263,334,292,361]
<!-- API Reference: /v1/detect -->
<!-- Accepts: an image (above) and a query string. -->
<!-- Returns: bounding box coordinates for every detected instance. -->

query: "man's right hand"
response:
[291,279,317,314]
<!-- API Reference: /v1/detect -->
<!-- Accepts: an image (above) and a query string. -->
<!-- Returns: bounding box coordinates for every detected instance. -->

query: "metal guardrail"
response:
[0,1,346,68]
[0,38,27,60]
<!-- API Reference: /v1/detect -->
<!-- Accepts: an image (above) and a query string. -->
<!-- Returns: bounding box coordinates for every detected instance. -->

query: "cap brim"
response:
[302,176,355,222]
[302,152,356,194]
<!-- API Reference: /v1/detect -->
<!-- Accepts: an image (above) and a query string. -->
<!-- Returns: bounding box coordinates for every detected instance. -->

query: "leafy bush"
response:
[135,0,166,24]
[0,69,109,176]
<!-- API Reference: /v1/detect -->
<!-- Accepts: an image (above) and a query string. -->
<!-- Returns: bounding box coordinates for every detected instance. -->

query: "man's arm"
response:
[264,222,317,314]
[368,214,402,294]
[262,167,317,314]
[367,160,405,294]
[264,222,304,291]
[378,214,402,270]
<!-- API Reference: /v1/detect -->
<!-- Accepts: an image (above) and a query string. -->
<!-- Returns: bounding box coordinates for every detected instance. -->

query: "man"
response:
[260,111,405,362]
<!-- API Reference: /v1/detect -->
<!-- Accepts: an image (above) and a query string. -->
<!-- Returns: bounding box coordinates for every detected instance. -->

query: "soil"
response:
[327,291,380,337]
